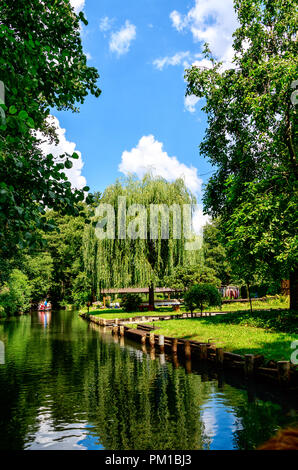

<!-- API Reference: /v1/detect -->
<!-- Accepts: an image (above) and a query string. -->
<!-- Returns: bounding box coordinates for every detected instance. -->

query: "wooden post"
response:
[149,332,155,348]
[173,354,179,368]
[119,325,124,336]
[129,317,133,323]
[142,316,146,322]
[150,349,155,360]
[185,359,192,374]
[184,341,191,360]
[103,295,106,308]
[216,348,224,367]
[103,318,106,326]
[115,318,119,325]
[158,335,165,353]
[141,335,146,345]
[160,353,166,365]
[244,354,255,377]
[172,338,178,354]
[277,361,290,384]
[200,344,207,360]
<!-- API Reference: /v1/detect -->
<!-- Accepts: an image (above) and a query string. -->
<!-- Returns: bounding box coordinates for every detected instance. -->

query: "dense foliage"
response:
[184,283,222,315]
[185,0,298,309]
[0,269,31,315]
[203,220,232,286]
[82,175,202,307]
[0,0,100,257]
[165,264,221,292]
[121,294,142,313]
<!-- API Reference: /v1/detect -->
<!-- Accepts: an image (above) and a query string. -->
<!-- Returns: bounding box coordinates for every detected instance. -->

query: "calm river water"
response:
[0,310,297,450]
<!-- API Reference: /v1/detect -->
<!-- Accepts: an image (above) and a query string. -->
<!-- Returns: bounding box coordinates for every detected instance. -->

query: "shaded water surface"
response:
[0,310,297,450]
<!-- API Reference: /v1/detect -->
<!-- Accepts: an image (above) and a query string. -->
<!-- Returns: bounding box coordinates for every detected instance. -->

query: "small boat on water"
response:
[38,303,52,311]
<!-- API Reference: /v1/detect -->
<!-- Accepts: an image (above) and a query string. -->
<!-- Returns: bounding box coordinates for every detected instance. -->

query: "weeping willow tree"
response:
[83,174,202,307]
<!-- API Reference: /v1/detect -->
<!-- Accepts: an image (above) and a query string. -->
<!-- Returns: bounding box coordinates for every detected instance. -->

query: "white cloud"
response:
[192,205,210,234]
[184,94,200,113]
[37,116,87,190]
[118,135,202,195]
[169,11,187,32]
[170,0,239,68]
[153,51,191,71]
[70,0,85,14]
[109,20,136,56]
[118,136,210,233]
[99,16,114,32]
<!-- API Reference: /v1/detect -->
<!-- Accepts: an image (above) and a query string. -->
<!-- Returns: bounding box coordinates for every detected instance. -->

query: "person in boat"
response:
[44,299,48,308]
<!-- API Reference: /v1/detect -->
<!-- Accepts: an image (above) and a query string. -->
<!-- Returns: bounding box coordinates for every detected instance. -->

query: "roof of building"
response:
[101,287,181,295]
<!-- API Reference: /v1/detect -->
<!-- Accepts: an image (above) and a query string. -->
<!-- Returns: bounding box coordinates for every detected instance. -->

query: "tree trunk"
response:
[247,283,253,314]
[290,267,298,311]
[149,282,155,310]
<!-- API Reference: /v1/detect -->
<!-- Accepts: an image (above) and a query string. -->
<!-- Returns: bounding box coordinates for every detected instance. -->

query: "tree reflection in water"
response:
[0,310,296,450]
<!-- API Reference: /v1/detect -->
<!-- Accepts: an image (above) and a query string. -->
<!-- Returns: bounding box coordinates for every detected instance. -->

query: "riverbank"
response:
[82,309,298,361]
[79,297,297,363]
[81,311,298,387]
[79,295,289,319]
[80,300,298,386]
[146,316,298,362]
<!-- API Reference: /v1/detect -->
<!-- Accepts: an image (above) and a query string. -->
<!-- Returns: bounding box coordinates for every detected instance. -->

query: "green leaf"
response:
[9,105,17,114]
[64,159,73,169]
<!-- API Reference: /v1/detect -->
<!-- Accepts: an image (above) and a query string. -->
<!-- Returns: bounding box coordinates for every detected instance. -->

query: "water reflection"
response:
[0,310,297,450]
[38,311,51,329]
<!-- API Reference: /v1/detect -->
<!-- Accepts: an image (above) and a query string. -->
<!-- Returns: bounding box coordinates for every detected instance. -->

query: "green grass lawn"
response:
[80,298,297,362]
[81,306,178,320]
[204,295,289,312]
[80,296,289,320]
[147,315,298,362]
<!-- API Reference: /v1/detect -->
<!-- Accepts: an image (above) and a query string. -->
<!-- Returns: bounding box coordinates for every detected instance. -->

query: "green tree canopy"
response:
[0,0,100,257]
[185,0,298,309]
[83,174,201,307]
[202,220,233,286]
[165,264,221,292]
[184,283,222,315]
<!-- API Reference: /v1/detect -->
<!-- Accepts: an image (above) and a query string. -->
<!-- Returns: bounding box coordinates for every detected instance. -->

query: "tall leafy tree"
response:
[43,209,87,305]
[0,0,100,257]
[185,0,298,309]
[202,220,232,286]
[84,174,200,308]
[165,264,221,292]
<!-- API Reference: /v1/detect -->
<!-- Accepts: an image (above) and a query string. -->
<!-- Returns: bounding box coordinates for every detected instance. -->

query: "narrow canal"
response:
[0,310,297,450]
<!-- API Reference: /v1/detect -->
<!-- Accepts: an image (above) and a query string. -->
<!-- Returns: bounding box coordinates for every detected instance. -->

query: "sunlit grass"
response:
[80,296,289,320]
[148,318,298,362]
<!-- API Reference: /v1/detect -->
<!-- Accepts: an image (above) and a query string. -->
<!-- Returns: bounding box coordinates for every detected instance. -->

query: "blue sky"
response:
[45,0,239,231]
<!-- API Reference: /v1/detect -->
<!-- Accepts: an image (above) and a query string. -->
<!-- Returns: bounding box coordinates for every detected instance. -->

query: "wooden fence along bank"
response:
[80,312,298,389]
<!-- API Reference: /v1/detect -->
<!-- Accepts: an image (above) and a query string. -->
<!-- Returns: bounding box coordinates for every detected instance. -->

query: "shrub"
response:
[184,283,222,315]
[0,269,31,315]
[121,294,142,312]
